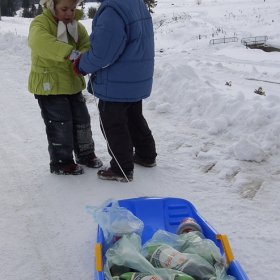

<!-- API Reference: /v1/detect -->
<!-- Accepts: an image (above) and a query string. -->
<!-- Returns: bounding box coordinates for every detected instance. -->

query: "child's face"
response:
[55,0,78,24]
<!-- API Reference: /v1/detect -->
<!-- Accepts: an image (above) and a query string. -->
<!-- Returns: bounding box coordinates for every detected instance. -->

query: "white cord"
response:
[88,75,130,183]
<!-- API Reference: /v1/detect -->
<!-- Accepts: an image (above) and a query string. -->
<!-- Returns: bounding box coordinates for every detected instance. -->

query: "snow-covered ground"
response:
[1,0,280,279]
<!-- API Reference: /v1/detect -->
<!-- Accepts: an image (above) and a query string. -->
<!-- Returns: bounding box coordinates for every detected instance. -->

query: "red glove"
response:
[73,55,82,75]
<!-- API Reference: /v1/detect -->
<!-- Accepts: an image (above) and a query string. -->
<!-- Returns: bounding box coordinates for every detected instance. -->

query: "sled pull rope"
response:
[88,75,140,195]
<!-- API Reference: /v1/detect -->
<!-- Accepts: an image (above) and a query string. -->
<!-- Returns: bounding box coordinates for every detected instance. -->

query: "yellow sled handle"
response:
[95,243,103,271]
[216,233,235,264]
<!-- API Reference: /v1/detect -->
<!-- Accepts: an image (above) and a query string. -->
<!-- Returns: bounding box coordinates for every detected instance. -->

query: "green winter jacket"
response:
[28,8,90,95]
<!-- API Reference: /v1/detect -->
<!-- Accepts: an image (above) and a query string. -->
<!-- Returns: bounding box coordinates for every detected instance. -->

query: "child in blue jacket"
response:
[74,0,157,182]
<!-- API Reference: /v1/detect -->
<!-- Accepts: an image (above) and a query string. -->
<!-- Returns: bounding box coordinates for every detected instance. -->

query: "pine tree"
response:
[36,3,43,16]
[143,0,157,13]
[78,0,85,10]
[31,3,36,17]
[88,6,97,19]
[22,0,30,9]
[22,8,32,17]
[1,0,16,17]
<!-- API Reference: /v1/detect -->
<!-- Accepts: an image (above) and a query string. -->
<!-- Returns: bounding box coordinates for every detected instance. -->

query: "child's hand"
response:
[68,49,81,62]
[73,56,86,76]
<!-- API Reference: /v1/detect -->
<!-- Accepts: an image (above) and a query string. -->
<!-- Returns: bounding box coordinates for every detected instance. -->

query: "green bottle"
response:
[120,272,195,280]
[180,232,223,266]
[174,274,196,280]
[146,244,215,280]
[110,265,132,277]
[120,272,152,280]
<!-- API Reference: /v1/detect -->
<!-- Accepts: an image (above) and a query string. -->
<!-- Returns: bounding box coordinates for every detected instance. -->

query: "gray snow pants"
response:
[35,92,95,169]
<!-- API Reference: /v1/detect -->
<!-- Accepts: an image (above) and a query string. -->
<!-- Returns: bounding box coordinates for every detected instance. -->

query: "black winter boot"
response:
[97,167,133,182]
[133,153,156,167]
[50,163,84,175]
[77,155,103,168]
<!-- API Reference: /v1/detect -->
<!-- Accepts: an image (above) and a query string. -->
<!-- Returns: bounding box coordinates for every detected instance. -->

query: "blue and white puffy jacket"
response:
[79,0,154,102]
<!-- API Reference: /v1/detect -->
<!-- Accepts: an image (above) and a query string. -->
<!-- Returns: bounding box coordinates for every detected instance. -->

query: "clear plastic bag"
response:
[143,243,215,280]
[141,230,235,280]
[119,272,195,280]
[104,234,196,280]
[141,230,224,266]
[86,198,144,249]
[179,231,224,266]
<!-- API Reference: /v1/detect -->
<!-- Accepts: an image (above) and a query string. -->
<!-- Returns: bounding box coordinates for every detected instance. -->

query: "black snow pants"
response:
[36,92,95,169]
[98,100,157,176]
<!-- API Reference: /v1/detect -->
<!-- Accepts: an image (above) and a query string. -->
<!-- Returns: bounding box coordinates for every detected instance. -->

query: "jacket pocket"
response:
[29,72,59,94]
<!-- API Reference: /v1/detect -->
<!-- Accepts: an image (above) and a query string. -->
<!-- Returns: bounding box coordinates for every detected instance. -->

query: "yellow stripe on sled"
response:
[95,243,103,271]
[217,233,235,264]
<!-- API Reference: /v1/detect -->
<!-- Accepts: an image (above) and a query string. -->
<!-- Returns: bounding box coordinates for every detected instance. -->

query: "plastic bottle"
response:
[179,231,223,266]
[120,272,195,280]
[120,272,162,280]
[110,265,132,277]
[176,218,202,235]
[147,244,215,280]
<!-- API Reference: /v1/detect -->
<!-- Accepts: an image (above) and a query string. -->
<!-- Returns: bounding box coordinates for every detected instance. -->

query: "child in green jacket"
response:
[28,0,102,175]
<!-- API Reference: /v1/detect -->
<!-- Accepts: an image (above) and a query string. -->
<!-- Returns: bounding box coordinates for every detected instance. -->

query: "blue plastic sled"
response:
[94,197,249,280]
